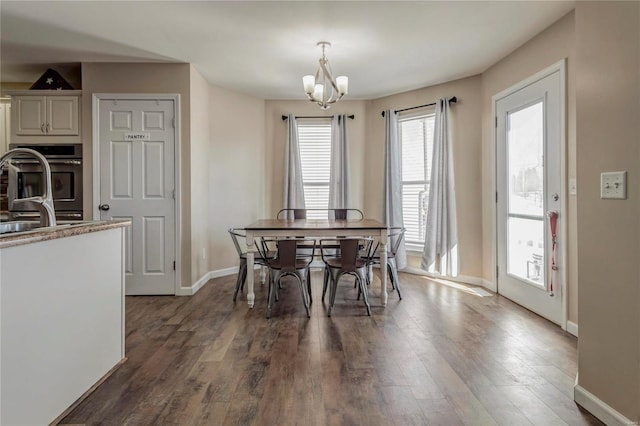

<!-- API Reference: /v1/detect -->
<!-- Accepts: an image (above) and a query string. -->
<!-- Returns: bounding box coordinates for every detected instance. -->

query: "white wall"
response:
[575,1,639,422]
[189,66,211,283]
[207,84,266,273]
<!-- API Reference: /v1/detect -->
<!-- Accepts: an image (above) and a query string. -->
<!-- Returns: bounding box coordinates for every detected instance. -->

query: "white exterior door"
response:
[495,65,564,325]
[98,99,176,295]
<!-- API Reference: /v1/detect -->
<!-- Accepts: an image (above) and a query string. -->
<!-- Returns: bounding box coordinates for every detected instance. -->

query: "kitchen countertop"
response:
[0,220,131,249]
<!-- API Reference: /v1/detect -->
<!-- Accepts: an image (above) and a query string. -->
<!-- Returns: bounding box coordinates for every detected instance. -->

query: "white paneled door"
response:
[98,99,176,295]
[496,64,564,325]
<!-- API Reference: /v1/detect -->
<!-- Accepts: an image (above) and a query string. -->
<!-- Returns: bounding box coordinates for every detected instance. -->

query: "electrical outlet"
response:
[600,171,627,199]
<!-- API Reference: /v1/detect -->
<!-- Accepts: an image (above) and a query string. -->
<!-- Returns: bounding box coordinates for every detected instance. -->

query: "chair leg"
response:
[357,267,370,301]
[388,258,401,300]
[240,264,248,291]
[233,260,247,302]
[267,270,278,319]
[328,270,340,317]
[357,271,371,316]
[298,273,311,318]
[273,270,280,302]
[306,268,313,304]
[322,267,329,301]
[259,265,266,285]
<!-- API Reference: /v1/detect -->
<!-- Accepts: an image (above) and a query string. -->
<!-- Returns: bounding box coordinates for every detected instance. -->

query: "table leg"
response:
[246,252,255,308]
[380,243,388,306]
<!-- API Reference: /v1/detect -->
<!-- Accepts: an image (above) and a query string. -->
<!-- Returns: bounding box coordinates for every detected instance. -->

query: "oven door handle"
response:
[10,159,82,166]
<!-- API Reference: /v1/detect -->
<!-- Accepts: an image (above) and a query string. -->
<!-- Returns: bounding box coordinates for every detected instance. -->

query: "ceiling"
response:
[1,1,575,100]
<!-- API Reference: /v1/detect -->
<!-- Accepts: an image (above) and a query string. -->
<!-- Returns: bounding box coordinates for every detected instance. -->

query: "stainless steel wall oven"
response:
[7,143,83,221]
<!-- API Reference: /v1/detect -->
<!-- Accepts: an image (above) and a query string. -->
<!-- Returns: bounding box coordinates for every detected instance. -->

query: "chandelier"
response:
[302,41,348,110]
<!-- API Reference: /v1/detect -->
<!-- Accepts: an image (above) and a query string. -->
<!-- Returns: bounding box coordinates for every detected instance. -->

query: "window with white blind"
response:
[297,118,332,219]
[400,113,435,249]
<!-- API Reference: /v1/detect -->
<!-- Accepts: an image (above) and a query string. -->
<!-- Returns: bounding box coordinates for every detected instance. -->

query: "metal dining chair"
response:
[257,238,315,318]
[276,208,307,220]
[329,208,364,220]
[228,228,275,302]
[320,238,373,316]
[368,227,406,299]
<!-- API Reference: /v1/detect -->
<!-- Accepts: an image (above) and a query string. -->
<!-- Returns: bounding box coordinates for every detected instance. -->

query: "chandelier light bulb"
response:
[313,83,324,102]
[336,76,348,95]
[302,75,315,95]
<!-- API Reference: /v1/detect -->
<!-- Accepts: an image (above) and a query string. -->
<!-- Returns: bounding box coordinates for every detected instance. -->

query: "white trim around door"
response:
[92,93,182,295]
[491,59,568,330]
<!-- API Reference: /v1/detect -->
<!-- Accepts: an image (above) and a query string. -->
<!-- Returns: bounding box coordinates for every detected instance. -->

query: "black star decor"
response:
[29,68,74,90]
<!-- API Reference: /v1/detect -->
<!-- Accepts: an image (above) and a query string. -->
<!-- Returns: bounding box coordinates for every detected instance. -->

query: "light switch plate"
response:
[600,171,627,199]
[569,178,577,195]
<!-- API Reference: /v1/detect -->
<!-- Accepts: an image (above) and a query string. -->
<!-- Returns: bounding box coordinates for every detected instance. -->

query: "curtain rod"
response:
[282,114,355,121]
[381,96,457,117]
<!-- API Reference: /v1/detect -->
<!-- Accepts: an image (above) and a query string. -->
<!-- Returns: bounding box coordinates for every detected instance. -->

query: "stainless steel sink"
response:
[0,221,42,234]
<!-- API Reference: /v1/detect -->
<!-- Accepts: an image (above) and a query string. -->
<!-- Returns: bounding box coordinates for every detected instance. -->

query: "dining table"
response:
[243,218,389,309]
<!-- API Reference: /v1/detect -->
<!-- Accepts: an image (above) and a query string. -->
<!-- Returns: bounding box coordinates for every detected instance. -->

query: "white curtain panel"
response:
[422,98,459,276]
[383,110,407,269]
[283,114,306,218]
[328,114,351,211]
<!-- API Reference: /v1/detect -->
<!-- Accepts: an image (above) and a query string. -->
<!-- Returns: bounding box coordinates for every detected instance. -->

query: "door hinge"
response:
[173,261,176,271]
[172,118,175,128]
[495,116,498,128]
[172,189,175,200]
[496,265,499,276]
[496,191,498,203]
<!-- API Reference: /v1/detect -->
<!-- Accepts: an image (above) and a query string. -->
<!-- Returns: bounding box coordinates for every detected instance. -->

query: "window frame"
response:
[296,117,332,219]
[398,109,436,252]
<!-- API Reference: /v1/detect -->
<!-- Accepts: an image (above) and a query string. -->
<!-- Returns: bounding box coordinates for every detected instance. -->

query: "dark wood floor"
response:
[61,270,602,426]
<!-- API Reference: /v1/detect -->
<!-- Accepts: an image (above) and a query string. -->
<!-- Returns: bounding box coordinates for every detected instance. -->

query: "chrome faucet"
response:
[0,148,57,227]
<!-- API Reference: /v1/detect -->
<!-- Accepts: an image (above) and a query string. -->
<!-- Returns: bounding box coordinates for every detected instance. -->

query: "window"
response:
[400,113,435,249]
[297,118,332,219]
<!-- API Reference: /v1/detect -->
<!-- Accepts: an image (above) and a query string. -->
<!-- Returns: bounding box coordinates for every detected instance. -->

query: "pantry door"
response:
[495,62,565,325]
[96,96,178,295]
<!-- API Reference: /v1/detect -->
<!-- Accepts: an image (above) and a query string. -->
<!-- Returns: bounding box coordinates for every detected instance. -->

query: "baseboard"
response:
[566,320,579,337]
[176,271,212,296]
[401,267,495,292]
[574,384,637,426]
[177,264,265,296]
[180,266,495,297]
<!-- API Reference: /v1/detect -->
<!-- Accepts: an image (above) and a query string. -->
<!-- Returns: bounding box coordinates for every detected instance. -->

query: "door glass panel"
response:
[507,217,544,285]
[508,102,544,217]
[506,101,545,286]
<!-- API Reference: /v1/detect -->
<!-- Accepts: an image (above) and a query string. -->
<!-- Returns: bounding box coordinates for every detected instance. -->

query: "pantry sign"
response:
[124,132,151,141]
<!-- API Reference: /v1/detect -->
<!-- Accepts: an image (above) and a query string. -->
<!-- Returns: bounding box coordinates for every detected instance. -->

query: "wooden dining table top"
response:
[244,218,387,231]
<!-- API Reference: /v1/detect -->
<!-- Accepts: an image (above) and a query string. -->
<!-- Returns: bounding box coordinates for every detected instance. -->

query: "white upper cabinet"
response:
[10,90,81,142]
[14,96,46,135]
[47,96,79,135]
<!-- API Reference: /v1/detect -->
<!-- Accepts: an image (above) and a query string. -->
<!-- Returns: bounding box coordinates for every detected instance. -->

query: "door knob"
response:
[99,204,110,211]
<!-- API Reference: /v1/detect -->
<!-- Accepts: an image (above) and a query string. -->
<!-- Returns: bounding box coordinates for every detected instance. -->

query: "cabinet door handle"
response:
[41,123,45,133]
[46,123,50,133]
